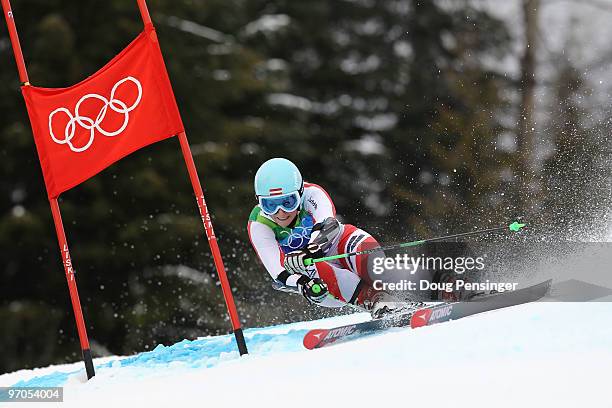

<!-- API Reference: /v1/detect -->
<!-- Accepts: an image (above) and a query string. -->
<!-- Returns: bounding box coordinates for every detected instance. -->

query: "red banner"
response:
[22,24,184,198]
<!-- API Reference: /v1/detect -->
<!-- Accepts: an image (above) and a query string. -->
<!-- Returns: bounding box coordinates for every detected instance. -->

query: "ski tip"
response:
[303,329,329,350]
[509,221,526,232]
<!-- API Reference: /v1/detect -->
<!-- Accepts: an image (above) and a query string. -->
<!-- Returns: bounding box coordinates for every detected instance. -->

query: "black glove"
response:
[297,276,329,304]
[284,243,324,274]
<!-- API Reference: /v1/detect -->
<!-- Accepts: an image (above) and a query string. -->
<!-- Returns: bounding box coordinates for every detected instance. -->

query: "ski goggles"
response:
[258,191,301,215]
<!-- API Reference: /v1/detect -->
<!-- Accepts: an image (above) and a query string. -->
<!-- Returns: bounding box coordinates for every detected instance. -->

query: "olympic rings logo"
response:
[280,225,313,250]
[48,76,142,153]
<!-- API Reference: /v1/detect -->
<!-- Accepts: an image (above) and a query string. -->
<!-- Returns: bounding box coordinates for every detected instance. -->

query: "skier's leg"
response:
[312,257,422,316]
[336,224,382,284]
[336,225,424,317]
[312,260,362,304]
[319,225,383,310]
[285,223,383,308]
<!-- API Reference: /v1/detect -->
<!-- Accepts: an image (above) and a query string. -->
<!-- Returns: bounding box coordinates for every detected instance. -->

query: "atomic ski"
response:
[303,279,552,350]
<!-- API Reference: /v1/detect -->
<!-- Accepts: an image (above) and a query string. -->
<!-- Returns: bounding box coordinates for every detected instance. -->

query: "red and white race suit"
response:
[247,183,380,307]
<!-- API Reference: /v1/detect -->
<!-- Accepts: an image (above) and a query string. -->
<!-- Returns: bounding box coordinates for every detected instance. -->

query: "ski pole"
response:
[304,221,526,266]
[272,279,365,310]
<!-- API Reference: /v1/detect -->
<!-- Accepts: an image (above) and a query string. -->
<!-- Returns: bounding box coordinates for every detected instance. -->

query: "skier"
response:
[247,157,415,318]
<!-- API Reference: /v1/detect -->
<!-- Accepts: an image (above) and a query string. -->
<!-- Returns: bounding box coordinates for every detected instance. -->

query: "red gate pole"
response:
[1,0,95,378]
[135,0,248,355]
[49,200,95,377]
[177,132,248,354]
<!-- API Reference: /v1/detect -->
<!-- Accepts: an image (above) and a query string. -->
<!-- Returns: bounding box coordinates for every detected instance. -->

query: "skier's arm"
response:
[309,217,341,251]
[247,220,306,288]
[303,182,336,222]
[247,220,285,280]
[302,183,342,250]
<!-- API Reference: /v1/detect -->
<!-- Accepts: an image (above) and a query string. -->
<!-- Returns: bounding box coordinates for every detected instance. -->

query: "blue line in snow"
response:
[12,327,309,387]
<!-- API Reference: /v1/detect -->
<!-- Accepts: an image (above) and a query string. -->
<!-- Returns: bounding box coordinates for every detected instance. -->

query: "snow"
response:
[244,14,291,36]
[343,134,386,155]
[266,93,344,115]
[212,69,231,81]
[496,131,518,153]
[476,0,612,106]
[163,16,232,44]
[354,113,398,131]
[160,265,212,285]
[393,40,413,59]
[1,302,610,407]
[263,58,288,71]
[267,93,313,111]
[340,53,381,74]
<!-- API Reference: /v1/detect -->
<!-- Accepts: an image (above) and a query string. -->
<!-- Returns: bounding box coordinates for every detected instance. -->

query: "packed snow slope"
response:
[1,302,611,408]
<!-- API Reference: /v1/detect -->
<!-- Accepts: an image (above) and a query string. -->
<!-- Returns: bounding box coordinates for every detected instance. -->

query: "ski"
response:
[303,312,412,350]
[302,279,552,350]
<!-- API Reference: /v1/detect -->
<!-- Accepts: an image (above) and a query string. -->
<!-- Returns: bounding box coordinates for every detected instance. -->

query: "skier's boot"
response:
[353,284,424,319]
[369,291,425,319]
